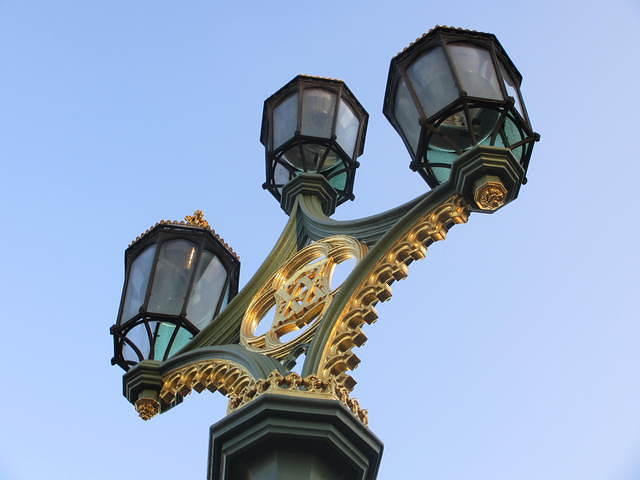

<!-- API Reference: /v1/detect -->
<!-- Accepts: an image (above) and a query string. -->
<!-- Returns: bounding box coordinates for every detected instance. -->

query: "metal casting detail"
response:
[184,209,210,228]
[316,194,470,389]
[229,371,368,424]
[135,398,161,421]
[160,359,254,407]
[473,175,508,211]
[158,360,368,424]
[241,236,367,359]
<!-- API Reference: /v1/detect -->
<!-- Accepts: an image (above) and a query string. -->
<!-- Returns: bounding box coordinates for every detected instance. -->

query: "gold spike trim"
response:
[317,194,470,390]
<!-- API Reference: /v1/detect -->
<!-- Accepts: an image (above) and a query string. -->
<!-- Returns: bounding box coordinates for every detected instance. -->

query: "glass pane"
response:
[120,245,156,323]
[273,93,298,149]
[319,148,342,173]
[408,46,458,116]
[221,284,230,309]
[301,88,336,138]
[122,343,138,363]
[152,322,175,360]
[502,115,525,161]
[448,44,502,100]
[431,166,451,183]
[329,172,347,191]
[499,62,524,117]
[394,79,421,154]
[335,99,359,157]
[186,251,228,328]
[274,162,291,186]
[167,327,193,358]
[125,323,150,359]
[430,110,473,151]
[148,239,197,315]
[281,144,327,171]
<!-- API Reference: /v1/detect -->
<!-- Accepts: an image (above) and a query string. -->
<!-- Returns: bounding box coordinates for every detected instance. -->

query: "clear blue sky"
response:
[1,1,639,479]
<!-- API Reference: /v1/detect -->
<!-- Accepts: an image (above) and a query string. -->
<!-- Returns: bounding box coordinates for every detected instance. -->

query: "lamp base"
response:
[208,393,383,480]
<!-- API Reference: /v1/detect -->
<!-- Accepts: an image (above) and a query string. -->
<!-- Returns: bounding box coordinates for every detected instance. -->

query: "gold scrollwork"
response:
[317,195,469,390]
[229,371,368,425]
[241,235,368,359]
[158,361,368,425]
[159,359,254,406]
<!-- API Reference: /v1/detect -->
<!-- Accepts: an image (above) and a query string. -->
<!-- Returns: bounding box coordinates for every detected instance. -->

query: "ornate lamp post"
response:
[112,26,538,479]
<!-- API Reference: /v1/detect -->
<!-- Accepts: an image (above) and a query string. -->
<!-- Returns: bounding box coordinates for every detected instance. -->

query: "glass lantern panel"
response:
[328,171,348,192]
[335,99,359,157]
[301,88,336,138]
[430,110,473,151]
[120,245,157,323]
[167,327,193,358]
[221,284,230,309]
[431,166,451,184]
[281,144,327,172]
[125,323,150,359]
[320,147,342,172]
[394,79,421,154]
[148,239,198,316]
[324,158,348,192]
[502,115,525,161]
[122,343,138,363]
[273,93,298,149]
[448,44,502,100]
[499,62,524,118]
[152,321,175,360]
[407,46,459,116]
[186,250,228,328]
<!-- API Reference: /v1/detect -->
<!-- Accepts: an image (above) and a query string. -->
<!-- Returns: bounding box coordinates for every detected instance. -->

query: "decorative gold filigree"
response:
[159,359,254,405]
[317,194,469,390]
[135,398,160,421]
[158,361,368,425]
[241,235,367,359]
[184,209,210,228]
[229,371,368,425]
[473,175,507,211]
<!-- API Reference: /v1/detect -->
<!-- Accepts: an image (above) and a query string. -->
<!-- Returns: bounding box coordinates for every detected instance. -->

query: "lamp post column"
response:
[208,394,383,480]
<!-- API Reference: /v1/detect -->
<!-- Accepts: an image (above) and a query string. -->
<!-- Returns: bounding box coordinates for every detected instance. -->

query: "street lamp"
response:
[112,26,538,480]
[261,75,368,210]
[110,210,240,371]
[383,26,538,188]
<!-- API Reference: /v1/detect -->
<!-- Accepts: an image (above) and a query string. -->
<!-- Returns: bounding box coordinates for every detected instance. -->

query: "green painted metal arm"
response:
[163,344,287,379]
[302,181,460,378]
[297,191,429,246]
[179,208,300,351]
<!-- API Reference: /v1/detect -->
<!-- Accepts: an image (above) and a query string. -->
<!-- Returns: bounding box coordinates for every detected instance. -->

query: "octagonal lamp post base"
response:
[208,394,383,480]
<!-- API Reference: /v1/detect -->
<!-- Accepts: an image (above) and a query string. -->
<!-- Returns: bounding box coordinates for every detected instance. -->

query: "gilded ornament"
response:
[473,175,508,211]
[184,209,210,228]
[158,361,367,425]
[241,235,367,359]
[316,195,469,390]
[135,397,160,421]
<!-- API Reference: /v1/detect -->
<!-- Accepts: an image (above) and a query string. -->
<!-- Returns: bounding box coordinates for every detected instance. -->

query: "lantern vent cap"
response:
[128,210,239,261]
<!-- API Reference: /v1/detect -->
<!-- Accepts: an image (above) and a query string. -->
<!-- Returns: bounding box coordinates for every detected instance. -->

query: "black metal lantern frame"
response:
[261,75,369,206]
[383,26,539,188]
[110,222,240,371]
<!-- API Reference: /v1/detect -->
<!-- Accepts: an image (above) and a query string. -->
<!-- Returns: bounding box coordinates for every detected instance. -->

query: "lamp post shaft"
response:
[208,394,383,480]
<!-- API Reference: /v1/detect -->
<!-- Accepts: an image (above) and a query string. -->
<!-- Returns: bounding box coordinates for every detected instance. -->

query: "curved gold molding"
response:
[230,371,368,425]
[316,195,470,389]
[241,235,367,359]
[159,359,255,406]
[158,360,368,425]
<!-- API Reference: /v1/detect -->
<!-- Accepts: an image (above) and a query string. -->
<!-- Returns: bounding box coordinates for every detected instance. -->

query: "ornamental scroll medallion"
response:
[241,235,367,359]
